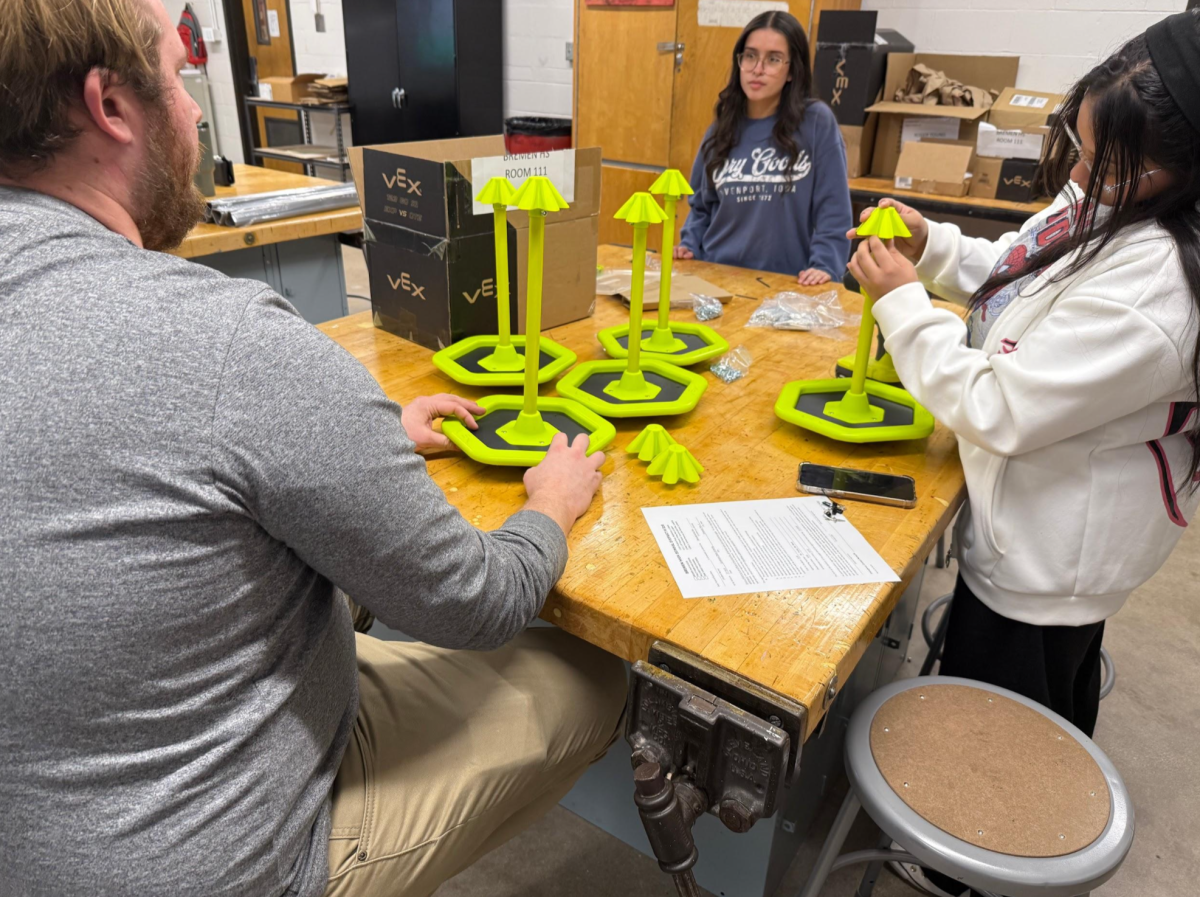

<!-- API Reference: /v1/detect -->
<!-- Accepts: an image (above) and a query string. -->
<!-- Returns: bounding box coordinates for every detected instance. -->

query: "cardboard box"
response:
[976,122,1048,161]
[257,73,324,103]
[840,116,879,179]
[813,12,913,127]
[866,53,1020,177]
[969,156,1041,202]
[894,141,975,198]
[350,136,601,350]
[988,87,1063,131]
[976,87,1063,161]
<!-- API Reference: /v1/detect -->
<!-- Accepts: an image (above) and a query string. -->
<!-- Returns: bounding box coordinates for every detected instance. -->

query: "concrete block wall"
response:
[862,0,1188,93]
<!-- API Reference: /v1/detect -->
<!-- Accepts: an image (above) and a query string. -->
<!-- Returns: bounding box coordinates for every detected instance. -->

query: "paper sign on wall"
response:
[266,9,281,38]
[470,150,576,215]
[900,116,961,145]
[698,0,788,28]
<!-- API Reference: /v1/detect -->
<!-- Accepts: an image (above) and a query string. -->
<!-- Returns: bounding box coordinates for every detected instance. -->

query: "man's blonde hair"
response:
[0,0,163,176]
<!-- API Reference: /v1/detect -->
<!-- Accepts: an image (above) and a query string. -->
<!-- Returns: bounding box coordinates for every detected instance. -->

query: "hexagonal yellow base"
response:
[431,335,577,387]
[597,321,728,367]
[774,379,934,443]
[441,395,615,467]
[556,358,707,418]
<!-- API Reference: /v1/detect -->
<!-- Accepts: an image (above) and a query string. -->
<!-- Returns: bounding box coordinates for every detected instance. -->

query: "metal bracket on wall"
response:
[656,41,685,72]
[392,87,407,110]
[626,642,808,896]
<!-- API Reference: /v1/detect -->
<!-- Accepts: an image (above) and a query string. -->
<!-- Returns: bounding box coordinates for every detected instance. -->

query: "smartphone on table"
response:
[796,462,917,509]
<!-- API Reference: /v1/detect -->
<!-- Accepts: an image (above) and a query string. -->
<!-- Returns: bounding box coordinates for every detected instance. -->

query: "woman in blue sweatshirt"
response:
[678,11,852,285]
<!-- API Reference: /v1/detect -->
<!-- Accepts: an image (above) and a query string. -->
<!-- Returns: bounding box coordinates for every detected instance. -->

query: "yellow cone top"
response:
[512,176,570,213]
[649,169,694,199]
[856,205,912,240]
[614,192,668,225]
[475,176,517,207]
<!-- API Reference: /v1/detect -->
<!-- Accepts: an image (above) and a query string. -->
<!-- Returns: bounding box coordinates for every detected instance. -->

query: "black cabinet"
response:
[344,0,503,147]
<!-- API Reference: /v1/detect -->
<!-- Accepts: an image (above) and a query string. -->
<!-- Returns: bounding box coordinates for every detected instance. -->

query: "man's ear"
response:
[80,68,138,146]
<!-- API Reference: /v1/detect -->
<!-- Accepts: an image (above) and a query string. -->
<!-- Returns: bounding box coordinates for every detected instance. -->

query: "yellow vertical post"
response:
[493,205,513,348]
[520,210,546,419]
[655,194,677,335]
[626,222,649,375]
[848,293,875,399]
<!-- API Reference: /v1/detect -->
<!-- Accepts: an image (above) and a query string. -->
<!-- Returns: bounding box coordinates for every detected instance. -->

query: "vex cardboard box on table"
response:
[866,53,1020,178]
[976,87,1064,161]
[350,137,601,351]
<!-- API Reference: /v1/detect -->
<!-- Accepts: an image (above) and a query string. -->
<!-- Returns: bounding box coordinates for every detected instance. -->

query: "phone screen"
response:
[798,464,916,502]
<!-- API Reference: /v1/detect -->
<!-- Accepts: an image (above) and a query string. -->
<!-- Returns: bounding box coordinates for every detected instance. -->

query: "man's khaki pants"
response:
[323,629,627,897]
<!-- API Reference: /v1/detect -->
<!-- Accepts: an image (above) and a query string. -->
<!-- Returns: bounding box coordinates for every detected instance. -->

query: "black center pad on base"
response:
[472,409,594,453]
[572,369,689,405]
[796,391,915,428]
[455,346,554,374]
[616,329,710,355]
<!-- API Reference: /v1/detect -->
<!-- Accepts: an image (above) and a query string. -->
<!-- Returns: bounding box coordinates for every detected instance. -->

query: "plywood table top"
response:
[172,164,362,260]
[318,245,966,737]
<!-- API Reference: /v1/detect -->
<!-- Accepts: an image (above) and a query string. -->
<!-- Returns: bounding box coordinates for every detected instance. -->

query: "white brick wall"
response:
[289,0,349,76]
[863,0,1188,93]
[504,0,576,118]
[164,0,245,162]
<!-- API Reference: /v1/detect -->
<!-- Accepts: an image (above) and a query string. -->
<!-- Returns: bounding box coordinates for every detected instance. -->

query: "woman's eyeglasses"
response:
[737,51,789,74]
[1063,121,1162,194]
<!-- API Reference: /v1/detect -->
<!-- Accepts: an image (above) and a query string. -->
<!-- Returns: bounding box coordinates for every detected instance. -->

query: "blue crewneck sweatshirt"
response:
[680,101,852,278]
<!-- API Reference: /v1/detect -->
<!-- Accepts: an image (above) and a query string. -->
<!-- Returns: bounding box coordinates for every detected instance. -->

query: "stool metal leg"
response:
[854,830,894,897]
[798,789,862,897]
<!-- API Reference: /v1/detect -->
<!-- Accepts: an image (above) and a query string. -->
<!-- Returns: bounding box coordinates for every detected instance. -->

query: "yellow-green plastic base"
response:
[556,358,708,418]
[835,350,901,384]
[595,321,724,366]
[431,335,577,387]
[441,395,615,467]
[597,321,729,367]
[774,379,935,444]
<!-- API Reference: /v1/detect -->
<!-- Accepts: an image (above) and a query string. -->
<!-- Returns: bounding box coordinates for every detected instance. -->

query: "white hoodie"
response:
[873,189,1199,626]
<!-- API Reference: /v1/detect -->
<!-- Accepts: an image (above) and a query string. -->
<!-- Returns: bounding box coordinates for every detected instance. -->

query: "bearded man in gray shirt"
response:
[0,2,626,896]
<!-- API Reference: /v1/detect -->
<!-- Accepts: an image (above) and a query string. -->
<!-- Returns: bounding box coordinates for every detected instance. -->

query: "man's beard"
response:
[131,100,207,253]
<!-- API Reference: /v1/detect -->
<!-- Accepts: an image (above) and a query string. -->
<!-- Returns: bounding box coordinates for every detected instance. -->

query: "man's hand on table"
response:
[523,434,606,536]
[401,394,486,453]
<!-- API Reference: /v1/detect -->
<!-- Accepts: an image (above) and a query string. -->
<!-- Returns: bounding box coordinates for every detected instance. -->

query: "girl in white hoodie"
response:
[848,12,1200,743]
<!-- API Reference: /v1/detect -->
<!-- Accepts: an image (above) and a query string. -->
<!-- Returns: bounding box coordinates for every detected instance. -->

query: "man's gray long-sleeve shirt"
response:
[0,188,567,897]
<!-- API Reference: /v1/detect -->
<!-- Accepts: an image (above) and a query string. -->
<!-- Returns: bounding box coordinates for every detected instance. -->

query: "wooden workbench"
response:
[318,245,966,737]
[172,164,362,260]
[849,176,1050,226]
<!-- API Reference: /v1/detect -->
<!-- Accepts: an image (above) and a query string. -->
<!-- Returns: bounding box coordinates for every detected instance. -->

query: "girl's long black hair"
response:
[700,11,813,188]
[969,15,1200,482]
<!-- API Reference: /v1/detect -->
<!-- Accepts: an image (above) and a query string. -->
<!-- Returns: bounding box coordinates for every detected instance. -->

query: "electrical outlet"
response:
[565,42,573,64]
[202,26,219,42]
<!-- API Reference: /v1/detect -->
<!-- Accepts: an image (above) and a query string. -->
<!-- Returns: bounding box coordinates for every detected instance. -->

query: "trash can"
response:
[504,117,573,155]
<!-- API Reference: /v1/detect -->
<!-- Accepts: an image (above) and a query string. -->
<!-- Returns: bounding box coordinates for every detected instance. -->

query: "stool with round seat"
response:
[798,676,1134,897]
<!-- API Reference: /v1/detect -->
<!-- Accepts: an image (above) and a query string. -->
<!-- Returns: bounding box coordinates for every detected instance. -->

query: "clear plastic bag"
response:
[691,294,723,321]
[746,290,858,335]
[710,346,752,383]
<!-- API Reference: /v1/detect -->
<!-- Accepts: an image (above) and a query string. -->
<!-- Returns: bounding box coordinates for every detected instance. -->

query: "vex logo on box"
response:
[386,272,427,301]
[381,168,422,195]
[462,278,495,305]
[1003,174,1033,188]
[830,58,850,108]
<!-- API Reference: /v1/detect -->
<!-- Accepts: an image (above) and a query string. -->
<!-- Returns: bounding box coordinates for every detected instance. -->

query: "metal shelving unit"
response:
[244,97,353,180]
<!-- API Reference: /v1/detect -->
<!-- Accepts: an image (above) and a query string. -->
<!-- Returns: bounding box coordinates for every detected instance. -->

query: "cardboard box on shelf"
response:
[841,115,879,179]
[814,11,913,127]
[257,73,324,103]
[976,87,1064,161]
[988,87,1063,131]
[350,137,600,351]
[969,156,1041,202]
[894,141,975,198]
[866,53,1020,178]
